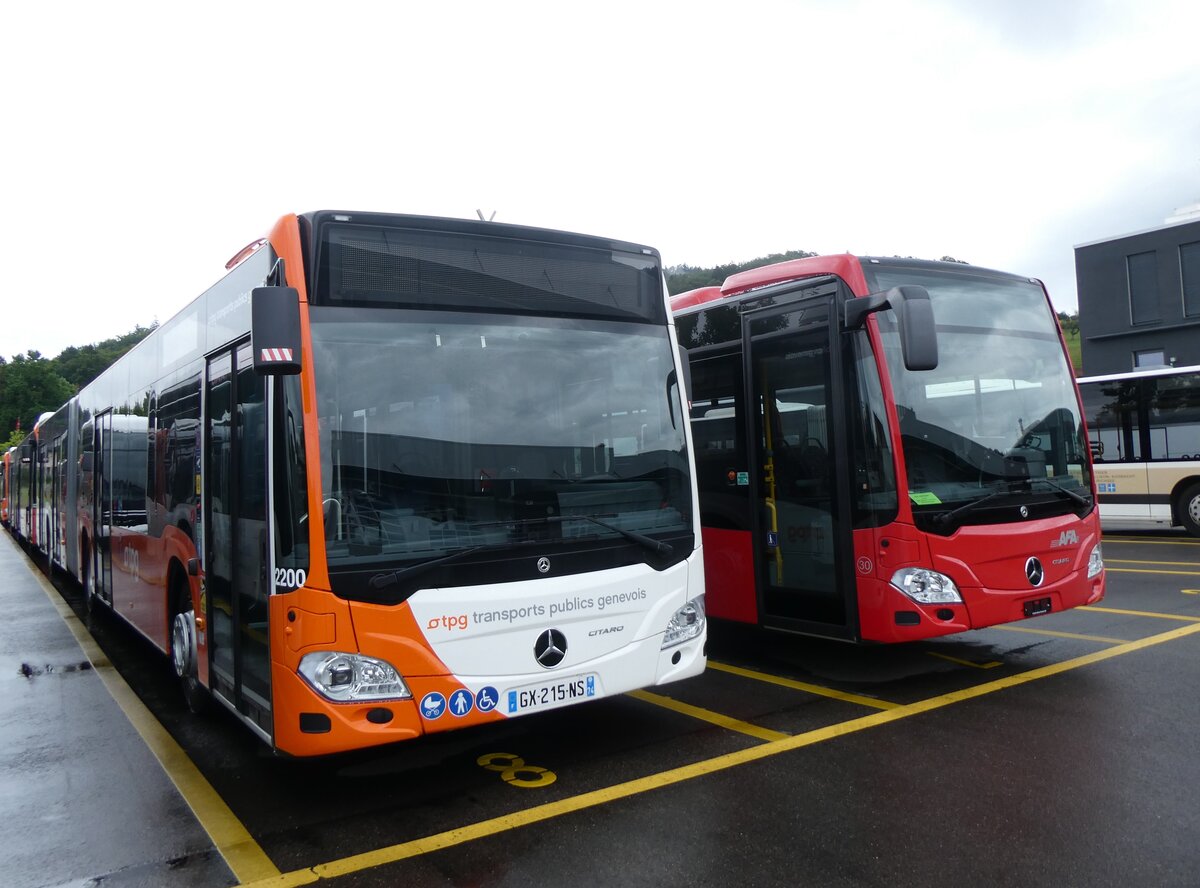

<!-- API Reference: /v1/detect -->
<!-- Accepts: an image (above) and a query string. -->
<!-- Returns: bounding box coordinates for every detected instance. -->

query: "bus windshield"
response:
[308,308,692,596]
[865,264,1092,531]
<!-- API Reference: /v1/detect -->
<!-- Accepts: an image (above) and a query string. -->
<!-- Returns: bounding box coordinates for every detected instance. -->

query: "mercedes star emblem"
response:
[1025,556,1045,587]
[534,629,567,668]
[537,556,551,574]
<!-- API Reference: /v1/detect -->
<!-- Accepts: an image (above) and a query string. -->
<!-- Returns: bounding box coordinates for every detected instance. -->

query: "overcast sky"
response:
[2,0,1197,360]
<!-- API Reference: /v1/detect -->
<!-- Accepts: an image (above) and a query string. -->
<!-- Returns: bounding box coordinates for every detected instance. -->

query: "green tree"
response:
[0,323,154,442]
[665,250,818,296]
[0,351,75,439]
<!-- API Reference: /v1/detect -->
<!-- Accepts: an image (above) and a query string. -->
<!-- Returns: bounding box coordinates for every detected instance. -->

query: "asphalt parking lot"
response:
[12,530,1200,887]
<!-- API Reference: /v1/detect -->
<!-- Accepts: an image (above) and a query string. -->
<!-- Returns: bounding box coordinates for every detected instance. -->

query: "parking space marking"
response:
[1106,567,1200,576]
[20,548,280,885]
[990,625,1128,644]
[707,660,900,711]
[926,652,1003,669]
[238,620,1200,888]
[1102,537,1200,546]
[626,689,789,742]
[1082,605,1200,622]
[1107,559,1200,567]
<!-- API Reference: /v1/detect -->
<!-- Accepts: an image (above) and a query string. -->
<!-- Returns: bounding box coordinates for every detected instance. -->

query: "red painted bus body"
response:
[674,254,1105,643]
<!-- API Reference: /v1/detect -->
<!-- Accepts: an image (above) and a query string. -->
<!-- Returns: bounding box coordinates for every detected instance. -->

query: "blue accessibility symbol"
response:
[449,688,474,717]
[476,686,499,713]
[420,691,447,720]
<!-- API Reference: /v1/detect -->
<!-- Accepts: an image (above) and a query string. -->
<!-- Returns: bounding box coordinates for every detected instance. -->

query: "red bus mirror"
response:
[844,284,939,372]
[251,287,302,375]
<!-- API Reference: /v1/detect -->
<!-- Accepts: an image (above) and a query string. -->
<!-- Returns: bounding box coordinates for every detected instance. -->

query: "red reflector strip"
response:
[261,348,294,362]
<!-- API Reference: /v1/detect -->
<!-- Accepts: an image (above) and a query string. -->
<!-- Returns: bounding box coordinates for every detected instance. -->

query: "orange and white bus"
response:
[1077,364,1200,536]
[10,210,706,755]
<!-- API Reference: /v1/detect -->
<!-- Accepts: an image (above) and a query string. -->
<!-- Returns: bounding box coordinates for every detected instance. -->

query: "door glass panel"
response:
[205,345,271,732]
[235,342,270,717]
[749,302,847,627]
[206,353,235,694]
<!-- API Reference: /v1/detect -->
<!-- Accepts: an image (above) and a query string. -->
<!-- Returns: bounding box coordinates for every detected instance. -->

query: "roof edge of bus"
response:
[720,254,864,297]
[298,209,662,258]
[669,286,724,312]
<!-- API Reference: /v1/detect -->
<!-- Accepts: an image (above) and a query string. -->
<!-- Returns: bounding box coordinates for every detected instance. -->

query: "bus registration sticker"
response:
[505,673,599,715]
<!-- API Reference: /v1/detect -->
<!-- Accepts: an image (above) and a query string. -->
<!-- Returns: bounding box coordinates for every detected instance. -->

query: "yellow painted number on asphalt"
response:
[477,752,557,788]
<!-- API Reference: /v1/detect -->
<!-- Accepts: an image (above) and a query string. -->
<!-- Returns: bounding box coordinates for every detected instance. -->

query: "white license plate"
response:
[505,673,600,715]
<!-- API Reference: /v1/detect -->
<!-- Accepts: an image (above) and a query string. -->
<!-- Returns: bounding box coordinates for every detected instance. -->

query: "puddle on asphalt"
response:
[17,661,93,678]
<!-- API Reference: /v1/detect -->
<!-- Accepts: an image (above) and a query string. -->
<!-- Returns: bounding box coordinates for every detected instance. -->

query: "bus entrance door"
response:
[94,411,115,607]
[205,341,272,738]
[745,293,855,638]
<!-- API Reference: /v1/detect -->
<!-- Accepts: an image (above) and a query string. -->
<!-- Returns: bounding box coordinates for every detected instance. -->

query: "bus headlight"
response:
[661,595,705,648]
[1087,544,1104,579]
[298,651,412,702]
[891,568,962,604]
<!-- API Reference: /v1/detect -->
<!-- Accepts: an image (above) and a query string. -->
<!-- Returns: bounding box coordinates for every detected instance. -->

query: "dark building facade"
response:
[1075,216,1200,376]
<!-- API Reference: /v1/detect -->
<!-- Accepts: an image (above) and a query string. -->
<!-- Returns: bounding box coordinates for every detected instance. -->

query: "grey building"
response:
[1075,212,1200,375]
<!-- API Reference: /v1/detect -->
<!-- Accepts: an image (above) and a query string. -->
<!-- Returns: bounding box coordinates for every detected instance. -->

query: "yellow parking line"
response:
[626,689,788,742]
[238,621,1200,888]
[18,543,280,885]
[1103,537,1200,546]
[926,652,1003,669]
[1082,605,1200,622]
[989,624,1128,644]
[1107,559,1200,567]
[706,660,899,711]
[1106,567,1200,576]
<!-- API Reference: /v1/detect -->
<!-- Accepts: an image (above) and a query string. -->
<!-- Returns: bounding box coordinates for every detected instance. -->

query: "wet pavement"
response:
[4,529,1200,887]
[0,533,235,888]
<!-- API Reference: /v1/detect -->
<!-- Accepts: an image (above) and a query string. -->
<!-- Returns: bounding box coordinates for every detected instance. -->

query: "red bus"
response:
[9,210,706,755]
[673,255,1105,643]
[1,446,13,525]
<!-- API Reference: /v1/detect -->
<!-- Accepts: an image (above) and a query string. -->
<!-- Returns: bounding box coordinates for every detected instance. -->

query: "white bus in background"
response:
[1077,364,1200,536]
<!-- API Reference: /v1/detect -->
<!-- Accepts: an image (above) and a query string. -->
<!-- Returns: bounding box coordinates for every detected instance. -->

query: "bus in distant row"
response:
[1077,364,1200,536]
[672,255,1105,643]
[5,210,706,756]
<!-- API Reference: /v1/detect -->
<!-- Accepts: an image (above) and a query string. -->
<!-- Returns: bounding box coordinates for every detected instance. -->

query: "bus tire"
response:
[1179,482,1200,538]
[171,578,210,714]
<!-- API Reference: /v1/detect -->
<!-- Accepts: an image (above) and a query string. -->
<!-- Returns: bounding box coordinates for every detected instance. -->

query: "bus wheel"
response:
[1180,482,1200,538]
[171,587,210,714]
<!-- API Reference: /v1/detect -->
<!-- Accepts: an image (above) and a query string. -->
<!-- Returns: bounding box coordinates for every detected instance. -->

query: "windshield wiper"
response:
[369,543,515,590]
[547,514,674,557]
[933,488,1017,530]
[1030,476,1093,507]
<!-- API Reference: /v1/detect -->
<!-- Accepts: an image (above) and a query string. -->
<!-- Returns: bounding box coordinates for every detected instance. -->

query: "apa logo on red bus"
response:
[1051,530,1080,548]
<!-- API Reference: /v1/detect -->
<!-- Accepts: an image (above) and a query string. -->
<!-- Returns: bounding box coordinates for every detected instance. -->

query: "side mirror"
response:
[843,284,938,371]
[251,287,302,375]
[676,344,692,403]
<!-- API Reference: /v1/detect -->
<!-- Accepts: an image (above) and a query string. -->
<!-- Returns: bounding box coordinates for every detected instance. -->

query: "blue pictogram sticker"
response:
[586,675,595,697]
[476,686,499,713]
[507,690,519,714]
[767,530,778,549]
[420,691,447,720]
[449,688,474,717]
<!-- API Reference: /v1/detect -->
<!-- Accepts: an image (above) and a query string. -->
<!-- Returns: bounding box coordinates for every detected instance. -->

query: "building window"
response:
[1182,241,1200,318]
[1134,348,1166,369]
[1127,250,1160,325]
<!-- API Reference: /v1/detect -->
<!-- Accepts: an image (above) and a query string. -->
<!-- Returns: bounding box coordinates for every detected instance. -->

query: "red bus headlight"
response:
[890,568,962,605]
